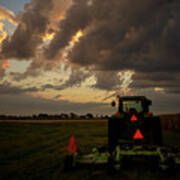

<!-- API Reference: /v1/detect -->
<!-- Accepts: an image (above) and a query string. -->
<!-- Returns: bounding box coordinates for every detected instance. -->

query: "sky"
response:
[0,0,180,115]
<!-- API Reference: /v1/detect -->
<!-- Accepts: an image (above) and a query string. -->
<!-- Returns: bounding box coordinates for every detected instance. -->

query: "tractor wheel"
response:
[107,156,116,174]
[146,117,163,146]
[64,155,74,171]
[158,157,175,172]
[151,117,163,146]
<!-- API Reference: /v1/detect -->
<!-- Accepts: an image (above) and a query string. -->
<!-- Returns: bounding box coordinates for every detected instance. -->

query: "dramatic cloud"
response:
[0,0,180,95]
[92,71,121,90]
[131,72,180,94]
[45,0,179,93]
[0,81,39,95]
[0,0,72,81]
[42,68,90,90]
[68,0,179,71]
[0,0,71,60]
[45,0,92,59]
[0,0,54,60]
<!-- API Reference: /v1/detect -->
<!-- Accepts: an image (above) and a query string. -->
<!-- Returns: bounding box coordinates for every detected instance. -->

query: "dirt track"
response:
[0,119,107,123]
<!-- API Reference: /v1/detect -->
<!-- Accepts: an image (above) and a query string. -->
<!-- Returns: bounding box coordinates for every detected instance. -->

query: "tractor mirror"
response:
[111,101,116,107]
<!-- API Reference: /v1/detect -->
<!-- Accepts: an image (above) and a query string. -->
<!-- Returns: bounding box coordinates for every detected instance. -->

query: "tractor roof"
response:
[118,96,151,102]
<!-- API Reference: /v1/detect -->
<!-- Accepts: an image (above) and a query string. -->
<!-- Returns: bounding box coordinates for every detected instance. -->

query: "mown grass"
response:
[0,122,179,180]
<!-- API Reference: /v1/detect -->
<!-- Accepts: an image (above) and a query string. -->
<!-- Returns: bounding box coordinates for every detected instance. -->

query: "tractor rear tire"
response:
[147,117,163,146]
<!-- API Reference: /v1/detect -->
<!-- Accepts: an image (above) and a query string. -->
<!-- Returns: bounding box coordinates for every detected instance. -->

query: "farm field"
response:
[0,121,180,180]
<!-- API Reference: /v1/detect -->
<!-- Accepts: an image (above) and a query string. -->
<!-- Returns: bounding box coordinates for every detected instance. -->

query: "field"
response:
[0,121,180,180]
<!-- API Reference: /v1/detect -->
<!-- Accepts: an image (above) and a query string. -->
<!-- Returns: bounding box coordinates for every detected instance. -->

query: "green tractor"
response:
[108,96,162,151]
[64,96,180,171]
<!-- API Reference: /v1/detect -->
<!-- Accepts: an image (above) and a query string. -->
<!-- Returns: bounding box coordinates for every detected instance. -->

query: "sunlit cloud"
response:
[0,6,18,25]
[155,87,165,93]
[103,70,135,101]
[69,30,83,47]
[61,30,84,62]
[43,32,55,42]
[0,21,7,45]
[119,70,134,94]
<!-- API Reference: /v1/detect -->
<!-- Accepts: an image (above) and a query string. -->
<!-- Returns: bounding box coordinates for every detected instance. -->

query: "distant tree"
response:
[70,112,78,119]
[60,113,69,119]
[32,114,37,119]
[80,115,86,119]
[38,114,49,119]
[86,113,94,119]
[104,115,109,119]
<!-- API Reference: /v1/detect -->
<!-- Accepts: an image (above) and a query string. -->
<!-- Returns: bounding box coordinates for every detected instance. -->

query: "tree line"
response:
[0,113,109,120]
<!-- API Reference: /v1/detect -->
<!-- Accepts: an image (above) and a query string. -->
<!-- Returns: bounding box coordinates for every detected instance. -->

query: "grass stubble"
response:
[0,121,179,180]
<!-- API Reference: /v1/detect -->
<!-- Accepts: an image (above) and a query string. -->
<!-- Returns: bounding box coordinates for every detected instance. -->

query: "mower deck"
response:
[65,144,180,171]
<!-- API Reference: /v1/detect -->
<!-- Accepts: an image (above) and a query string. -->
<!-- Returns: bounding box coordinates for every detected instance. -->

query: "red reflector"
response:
[67,135,77,154]
[116,112,121,117]
[133,129,144,140]
[147,112,152,116]
[130,114,138,121]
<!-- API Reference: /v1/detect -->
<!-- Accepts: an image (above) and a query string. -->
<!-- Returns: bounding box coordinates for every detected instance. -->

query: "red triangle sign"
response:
[133,129,144,139]
[67,135,77,154]
[131,114,138,121]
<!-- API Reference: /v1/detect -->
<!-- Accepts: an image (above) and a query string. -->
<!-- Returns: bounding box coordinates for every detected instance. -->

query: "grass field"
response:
[0,121,179,180]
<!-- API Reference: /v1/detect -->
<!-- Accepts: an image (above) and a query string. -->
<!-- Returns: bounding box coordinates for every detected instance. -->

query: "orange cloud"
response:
[1,60,10,70]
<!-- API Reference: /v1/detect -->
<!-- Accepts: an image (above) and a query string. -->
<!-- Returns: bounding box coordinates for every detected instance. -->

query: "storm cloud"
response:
[0,81,39,95]
[42,68,91,91]
[0,0,54,60]
[0,0,180,94]
[44,0,180,92]
[0,0,71,60]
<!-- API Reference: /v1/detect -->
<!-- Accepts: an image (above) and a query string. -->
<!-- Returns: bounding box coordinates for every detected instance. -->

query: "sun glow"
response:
[155,87,164,93]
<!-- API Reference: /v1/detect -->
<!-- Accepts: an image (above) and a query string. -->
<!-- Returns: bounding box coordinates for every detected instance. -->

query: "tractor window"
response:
[122,100,143,113]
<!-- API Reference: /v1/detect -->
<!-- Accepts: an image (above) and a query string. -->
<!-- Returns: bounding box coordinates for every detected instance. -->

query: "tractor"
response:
[64,96,180,171]
[108,96,162,152]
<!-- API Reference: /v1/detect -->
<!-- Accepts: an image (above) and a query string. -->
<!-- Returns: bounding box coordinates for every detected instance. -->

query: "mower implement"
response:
[64,144,180,171]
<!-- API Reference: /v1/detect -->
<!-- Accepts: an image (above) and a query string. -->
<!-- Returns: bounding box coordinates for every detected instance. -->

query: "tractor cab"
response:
[109,96,162,151]
[112,96,152,114]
